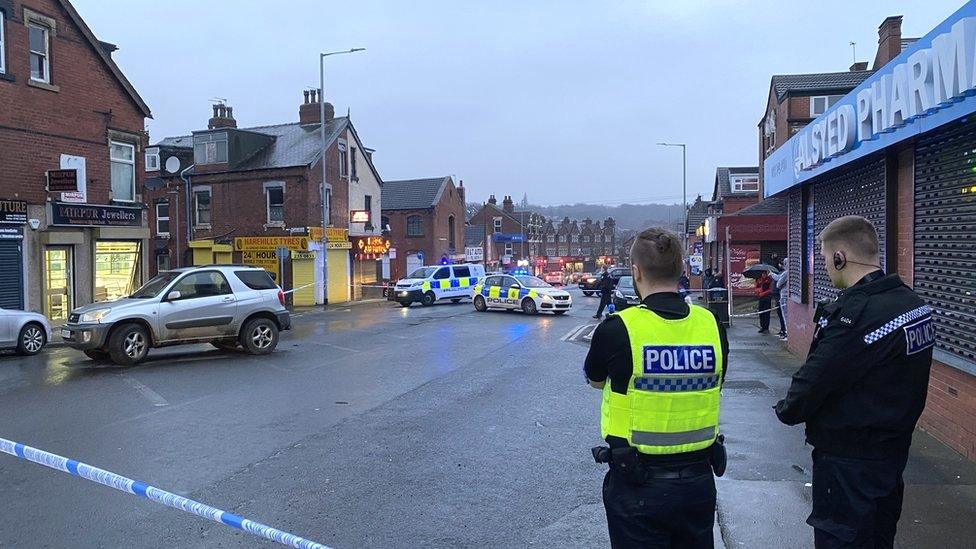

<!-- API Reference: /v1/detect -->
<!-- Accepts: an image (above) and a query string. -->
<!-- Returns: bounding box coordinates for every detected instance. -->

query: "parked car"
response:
[544,271,565,285]
[393,263,486,307]
[61,265,291,365]
[578,272,599,296]
[472,274,572,315]
[612,276,641,311]
[0,308,52,356]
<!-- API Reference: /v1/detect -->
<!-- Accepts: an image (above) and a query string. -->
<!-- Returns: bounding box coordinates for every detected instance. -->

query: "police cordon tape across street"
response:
[0,437,331,549]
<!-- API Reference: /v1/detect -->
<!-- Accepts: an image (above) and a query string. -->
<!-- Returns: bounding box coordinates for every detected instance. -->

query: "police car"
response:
[393,264,485,307]
[472,274,573,315]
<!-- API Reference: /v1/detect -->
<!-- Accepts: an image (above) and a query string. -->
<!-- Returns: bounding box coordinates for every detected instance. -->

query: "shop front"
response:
[317,227,351,305]
[716,212,787,296]
[233,236,316,306]
[0,200,28,310]
[33,202,149,322]
[764,3,976,460]
[352,236,390,300]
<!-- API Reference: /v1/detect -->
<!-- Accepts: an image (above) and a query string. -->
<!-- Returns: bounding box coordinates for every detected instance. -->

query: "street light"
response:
[319,48,365,305]
[657,142,687,243]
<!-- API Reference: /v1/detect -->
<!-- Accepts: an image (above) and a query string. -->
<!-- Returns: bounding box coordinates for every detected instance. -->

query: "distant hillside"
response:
[466,202,685,231]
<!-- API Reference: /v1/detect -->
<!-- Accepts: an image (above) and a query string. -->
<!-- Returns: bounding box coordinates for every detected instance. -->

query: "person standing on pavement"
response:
[775,216,935,549]
[593,266,613,319]
[771,258,790,340]
[755,271,773,333]
[585,227,729,548]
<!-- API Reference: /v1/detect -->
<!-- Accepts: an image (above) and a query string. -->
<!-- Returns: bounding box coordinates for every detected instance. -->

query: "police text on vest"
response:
[643,346,717,374]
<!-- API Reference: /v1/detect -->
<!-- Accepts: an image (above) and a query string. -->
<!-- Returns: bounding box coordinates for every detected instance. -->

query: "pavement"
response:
[0,288,972,548]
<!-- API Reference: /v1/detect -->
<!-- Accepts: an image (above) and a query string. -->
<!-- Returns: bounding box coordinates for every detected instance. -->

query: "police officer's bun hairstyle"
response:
[631,227,683,282]
[819,215,880,260]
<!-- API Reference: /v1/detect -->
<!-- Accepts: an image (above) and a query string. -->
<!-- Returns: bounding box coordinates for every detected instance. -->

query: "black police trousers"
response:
[808,449,909,548]
[602,467,716,548]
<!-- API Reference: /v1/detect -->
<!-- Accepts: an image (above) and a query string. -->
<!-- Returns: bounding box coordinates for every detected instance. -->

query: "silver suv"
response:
[62,265,291,365]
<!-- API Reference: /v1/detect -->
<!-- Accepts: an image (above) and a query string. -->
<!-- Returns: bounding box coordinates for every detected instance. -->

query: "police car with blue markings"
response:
[393,263,486,307]
[472,274,573,315]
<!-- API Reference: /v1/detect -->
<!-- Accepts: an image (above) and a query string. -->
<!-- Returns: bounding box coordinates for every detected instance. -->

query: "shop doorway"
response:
[44,246,73,322]
[95,241,142,303]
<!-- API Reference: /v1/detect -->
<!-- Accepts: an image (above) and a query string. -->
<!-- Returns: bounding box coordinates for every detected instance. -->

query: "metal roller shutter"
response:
[0,238,24,310]
[914,120,976,369]
[787,189,803,302]
[812,157,887,302]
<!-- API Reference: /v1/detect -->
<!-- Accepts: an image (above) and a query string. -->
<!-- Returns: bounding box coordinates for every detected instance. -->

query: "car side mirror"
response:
[510,283,521,290]
[166,290,181,301]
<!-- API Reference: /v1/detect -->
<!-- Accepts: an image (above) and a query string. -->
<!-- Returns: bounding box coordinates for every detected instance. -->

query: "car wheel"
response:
[241,317,279,355]
[420,291,436,307]
[583,291,594,297]
[211,341,238,351]
[553,310,567,316]
[521,298,538,315]
[108,323,150,366]
[16,323,46,355]
[474,295,488,312]
[83,349,109,361]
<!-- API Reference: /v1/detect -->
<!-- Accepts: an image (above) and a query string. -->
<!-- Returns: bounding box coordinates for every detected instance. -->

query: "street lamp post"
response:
[657,142,687,244]
[319,48,365,305]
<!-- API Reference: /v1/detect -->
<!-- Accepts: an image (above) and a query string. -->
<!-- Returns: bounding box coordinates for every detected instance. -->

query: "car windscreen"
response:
[617,276,634,290]
[235,270,277,290]
[516,276,551,288]
[130,272,180,298]
[408,267,438,279]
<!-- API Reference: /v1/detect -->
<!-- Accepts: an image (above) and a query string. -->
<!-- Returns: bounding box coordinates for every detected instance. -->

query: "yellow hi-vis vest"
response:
[601,304,723,455]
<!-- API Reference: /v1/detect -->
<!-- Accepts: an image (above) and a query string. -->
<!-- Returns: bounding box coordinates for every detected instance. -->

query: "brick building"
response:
[764,11,975,459]
[145,91,383,305]
[468,195,528,271]
[541,215,616,274]
[0,0,151,321]
[381,176,465,280]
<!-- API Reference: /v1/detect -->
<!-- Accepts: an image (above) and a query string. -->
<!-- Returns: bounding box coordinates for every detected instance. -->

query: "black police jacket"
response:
[775,272,935,459]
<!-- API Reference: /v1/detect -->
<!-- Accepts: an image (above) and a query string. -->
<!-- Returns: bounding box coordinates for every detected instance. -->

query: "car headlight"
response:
[541,294,554,301]
[614,290,624,299]
[79,308,112,323]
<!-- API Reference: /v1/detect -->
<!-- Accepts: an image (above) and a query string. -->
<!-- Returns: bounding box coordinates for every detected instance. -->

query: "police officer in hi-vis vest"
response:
[585,227,729,548]
[775,216,934,548]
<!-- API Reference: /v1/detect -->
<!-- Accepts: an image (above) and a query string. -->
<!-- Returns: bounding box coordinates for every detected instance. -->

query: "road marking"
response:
[121,374,169,407]
[315,341,359,352]
[561,325,586,341]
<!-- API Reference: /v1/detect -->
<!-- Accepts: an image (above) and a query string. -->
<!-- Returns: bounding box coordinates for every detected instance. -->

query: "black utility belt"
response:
[628,461,712,480]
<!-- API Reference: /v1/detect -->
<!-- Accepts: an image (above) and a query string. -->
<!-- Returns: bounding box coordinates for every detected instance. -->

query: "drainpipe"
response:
[180,165,194,265]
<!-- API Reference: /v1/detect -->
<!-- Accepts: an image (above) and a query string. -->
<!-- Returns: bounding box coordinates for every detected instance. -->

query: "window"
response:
[193,132,228,164]
[155,200,170,236]
[195,189,211,226]
[266,184,284,225]
[234,270,277,290]
[364,195,373,229]
[146,148,160,171]
[810,95,844,117]
[381,215,390,233]
[500,276,517,289]
[170,271,232,300]
[156,253,170,273]
[485,275,502,287]
[29,23,49,83]
[338,141,348,176]
[0,11,6,75]
[448,215,456,250]
[110,142,136,201]
[547,235,554,242]
[433,267,451,280]
[94,241,141,303]
[350,146,358,179]
[407,215,423,236]
[505,243,513,255]
[493,217,502,233]
[731,174,760,193]
[453,266,471,278]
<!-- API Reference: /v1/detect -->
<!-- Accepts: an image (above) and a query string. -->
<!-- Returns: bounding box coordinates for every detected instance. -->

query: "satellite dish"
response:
[164,156,181,174]
[144,177,165,191]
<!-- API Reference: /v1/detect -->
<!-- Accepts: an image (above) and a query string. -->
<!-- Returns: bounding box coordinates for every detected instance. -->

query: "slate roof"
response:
[152,118,349,171]
[464,224,484,247]
[771,70,874,100]
[685,197,712,234]
[381,177,451,210]
[713,166,759,201]
[730,196,788,216]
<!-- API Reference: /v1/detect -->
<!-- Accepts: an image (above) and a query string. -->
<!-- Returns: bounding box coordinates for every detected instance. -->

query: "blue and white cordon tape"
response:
[0,436,331,549]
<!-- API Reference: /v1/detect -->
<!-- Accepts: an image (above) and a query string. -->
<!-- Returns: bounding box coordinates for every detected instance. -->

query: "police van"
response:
[393,264,486,307]
[472,274,573,315]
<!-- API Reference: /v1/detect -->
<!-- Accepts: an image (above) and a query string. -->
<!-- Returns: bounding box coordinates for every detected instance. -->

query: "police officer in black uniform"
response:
[775,216,935,548]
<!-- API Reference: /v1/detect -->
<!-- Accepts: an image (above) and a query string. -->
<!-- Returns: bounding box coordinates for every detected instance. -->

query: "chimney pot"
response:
[304,90,310,104]
[227,106,234,119]
[212,105,219,118]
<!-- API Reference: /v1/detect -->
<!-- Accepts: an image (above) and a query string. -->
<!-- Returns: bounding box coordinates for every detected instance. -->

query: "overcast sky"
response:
[76,0,963,206]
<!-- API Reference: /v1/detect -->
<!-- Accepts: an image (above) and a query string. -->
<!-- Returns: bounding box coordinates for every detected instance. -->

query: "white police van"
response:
[394,264,486,307]
[472,273,573,315]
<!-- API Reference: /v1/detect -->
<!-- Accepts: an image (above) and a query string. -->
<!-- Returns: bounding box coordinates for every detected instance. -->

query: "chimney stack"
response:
[502,195,515,214]
[300,88,335,126]
[457,179,465,204]
[849,61,869,72]
[208,102,237,129]
[873,15,903,69]
[488,194,497,205]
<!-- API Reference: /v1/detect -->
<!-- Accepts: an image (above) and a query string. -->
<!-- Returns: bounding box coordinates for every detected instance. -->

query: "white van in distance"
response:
[394,264,486,307]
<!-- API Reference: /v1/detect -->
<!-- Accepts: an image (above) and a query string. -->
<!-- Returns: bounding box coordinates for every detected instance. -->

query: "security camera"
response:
[28,219,40,230]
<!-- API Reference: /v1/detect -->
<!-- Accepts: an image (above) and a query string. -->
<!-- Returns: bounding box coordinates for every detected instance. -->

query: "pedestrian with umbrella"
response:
[743,263,779,334]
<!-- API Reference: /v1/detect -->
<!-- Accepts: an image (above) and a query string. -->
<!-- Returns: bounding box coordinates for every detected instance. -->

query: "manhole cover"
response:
[723,379,774,395]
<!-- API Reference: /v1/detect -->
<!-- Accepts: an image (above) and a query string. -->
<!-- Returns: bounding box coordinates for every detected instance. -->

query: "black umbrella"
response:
[741,263,780,279]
